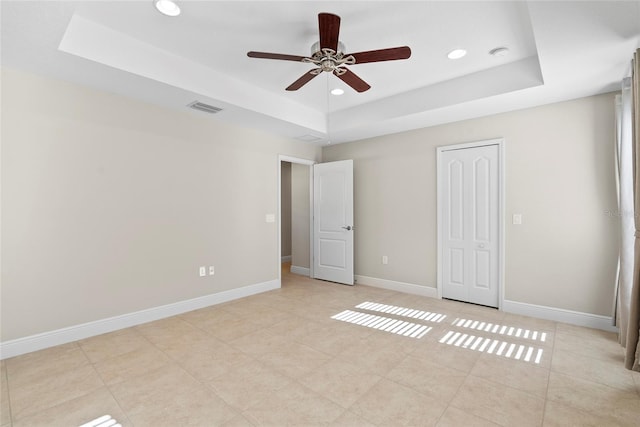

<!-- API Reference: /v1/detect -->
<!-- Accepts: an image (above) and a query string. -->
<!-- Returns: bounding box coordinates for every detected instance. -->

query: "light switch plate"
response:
[199,266,206,277]
[513,214,522,225]
[265,214,275,223]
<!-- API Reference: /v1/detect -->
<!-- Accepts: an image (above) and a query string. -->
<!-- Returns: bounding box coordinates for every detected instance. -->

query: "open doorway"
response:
[278,155,315,281]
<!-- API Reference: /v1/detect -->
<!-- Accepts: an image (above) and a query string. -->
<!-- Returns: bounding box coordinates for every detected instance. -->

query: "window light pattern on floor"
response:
[451,318,548,343]
[79,415,121,427]
[331,309,432,338]
[439,330,544,364]
[355,301,447,323]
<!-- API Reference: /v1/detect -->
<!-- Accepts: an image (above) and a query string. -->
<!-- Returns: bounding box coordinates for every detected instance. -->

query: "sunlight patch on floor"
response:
[79,415,121,427]
[439,330,544,364]
[451,318,548,342]
[355,301,447,323]
[332,309,432,338]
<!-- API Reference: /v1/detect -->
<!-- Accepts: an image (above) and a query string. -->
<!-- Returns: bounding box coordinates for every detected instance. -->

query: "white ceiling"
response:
[2,1,639,144]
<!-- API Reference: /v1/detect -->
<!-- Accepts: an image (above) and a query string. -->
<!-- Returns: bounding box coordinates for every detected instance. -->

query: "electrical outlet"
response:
[199,266,206,277]
[382,255,388,265]
[209,266,215,276]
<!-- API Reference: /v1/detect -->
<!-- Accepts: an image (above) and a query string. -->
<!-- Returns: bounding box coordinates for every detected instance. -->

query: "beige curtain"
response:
[628,48,640,371]
[615,78,634,348]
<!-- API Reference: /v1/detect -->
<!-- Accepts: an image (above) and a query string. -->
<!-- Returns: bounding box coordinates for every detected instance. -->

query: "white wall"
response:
[0,68,321,342]
[323,93,619,317]
[291,163,310,270]
[280,162,292,258]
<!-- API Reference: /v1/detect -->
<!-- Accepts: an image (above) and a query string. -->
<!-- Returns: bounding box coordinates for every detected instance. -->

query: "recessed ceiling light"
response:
[155,0,181,17]
[489,47,510,57]
[447,49,467,60]
[331,88,344,96]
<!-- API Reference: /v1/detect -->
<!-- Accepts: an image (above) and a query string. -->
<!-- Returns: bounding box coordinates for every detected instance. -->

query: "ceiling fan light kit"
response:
[247,13,411,93]
[447,48,467,59]
[154,0,181,17]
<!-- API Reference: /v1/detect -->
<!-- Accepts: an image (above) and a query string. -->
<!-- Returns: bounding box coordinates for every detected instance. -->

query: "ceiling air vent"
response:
[188,101,223,114]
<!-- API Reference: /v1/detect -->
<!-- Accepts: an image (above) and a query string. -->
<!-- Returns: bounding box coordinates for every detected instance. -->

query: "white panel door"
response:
[440,144,499,307]
[313,160,354,285]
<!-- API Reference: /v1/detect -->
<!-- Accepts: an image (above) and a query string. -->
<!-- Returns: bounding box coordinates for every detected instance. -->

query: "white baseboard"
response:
[502,299,617,332]
[355,275,438,298]
[281,255,292,263]
[290,265,310,277]
[0,279,280,360]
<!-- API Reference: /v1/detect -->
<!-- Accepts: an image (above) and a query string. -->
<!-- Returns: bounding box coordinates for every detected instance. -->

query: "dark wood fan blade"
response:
[286,70,320,91]
[247,51,307,62]
[334,69,371,92]
[319,13,340,51]
[348,46,412,64]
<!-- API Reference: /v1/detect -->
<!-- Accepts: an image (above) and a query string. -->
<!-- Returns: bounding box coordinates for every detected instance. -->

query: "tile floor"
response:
[1,265,640,426]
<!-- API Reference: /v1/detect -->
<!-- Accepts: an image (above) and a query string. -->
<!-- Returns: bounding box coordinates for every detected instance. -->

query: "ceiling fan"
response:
[247,13,411,93]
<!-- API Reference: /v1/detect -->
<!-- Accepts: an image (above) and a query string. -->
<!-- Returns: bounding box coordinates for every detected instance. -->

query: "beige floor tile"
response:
[551,348,637,392]
[291,320,366,356]
[10,365,103,421]
[554,330,624,362]
[286,302,351,324]
[7,268,637,427]
[135,316,202,342]
[207,359,293,411]
[546,371,640,425]
[555,322,617,342]
[335,335,412,376]
[502,312,557,332]
[350,378,447,426]
[178,345,254,382]
[299,358,383,408]
[470,353,550,398]
[108,364,198,415]
[228,329,292,356]
[125,390,236,427]
[178,305,237,329]
[242,381,344,426]
[1,361,10,426]
[12,387,130,427]
[457,303,506,322]
[411,339,481,373]
[146,329,223,360]
[542,399,628,427]
[435,406,500,427]
[352,284,397,300]
[6,343,89,390]
[386,355,467,403]
[449,375,545,427]
[263,315,316,340]
[93,345,173,385]
[110,362,237,424]
[221,413,256,427]
[331,410,377,427]
[219,303,294,328]
[376,292,446,312]
[258,341,331,379]
[78,328,149,363]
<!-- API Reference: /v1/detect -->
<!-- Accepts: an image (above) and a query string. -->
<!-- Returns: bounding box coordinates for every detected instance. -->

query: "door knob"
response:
[478,243,485,248]
[342,226,353,231]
